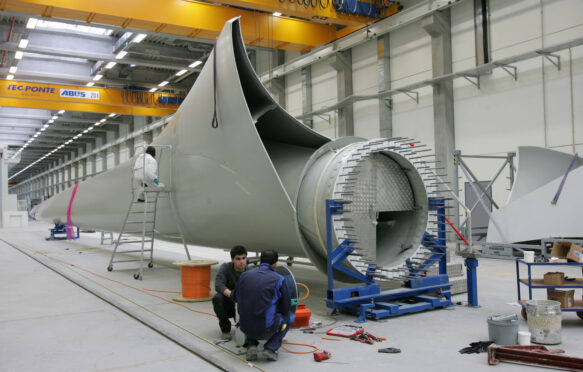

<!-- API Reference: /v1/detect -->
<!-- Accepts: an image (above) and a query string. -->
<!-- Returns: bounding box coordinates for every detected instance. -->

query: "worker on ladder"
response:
[133,146,164,202]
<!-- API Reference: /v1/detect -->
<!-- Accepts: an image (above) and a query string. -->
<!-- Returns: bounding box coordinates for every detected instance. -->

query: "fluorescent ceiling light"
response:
[108,113,116,118]
[104,61,116,69]
[37,20,113,36]
[87,126,94,131]
[189,60,202,68]
[176,69,188,77]
[99,118,106,123]
[94,121,101,126]
[6,74,14,80]
[132,33,147,43]
[57,110,65,114]
[93,74,103,81]
[14,51,23,59]
[48,119,54,123]
[18,39,29,49]
[86,82,95,87]
[273,12,282,16]
[9,66,17,73]
[26,18,38,29]
[158,81,168,87]
[52,115,58,120]
[43,124,49,128]
[149,87,157,93]
[33,133,39,137]
[83,129,88,133]
[115,50,128,59]
[40,127,46,131]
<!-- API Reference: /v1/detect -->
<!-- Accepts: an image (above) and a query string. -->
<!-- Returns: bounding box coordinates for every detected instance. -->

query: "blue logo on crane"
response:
[60,89,99,100]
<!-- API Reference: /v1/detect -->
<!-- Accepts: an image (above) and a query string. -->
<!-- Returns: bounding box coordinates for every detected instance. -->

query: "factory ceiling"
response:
[0,0,408,184]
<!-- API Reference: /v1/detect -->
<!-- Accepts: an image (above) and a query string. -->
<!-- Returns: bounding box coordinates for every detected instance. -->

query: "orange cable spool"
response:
[172,260,218,302]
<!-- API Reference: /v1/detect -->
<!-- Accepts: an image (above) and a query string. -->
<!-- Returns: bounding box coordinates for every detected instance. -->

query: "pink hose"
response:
[66,184,79,239]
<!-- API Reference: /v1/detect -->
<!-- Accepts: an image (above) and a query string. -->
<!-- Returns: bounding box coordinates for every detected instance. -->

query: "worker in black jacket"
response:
[232,250,292,362]
[212,245,247,340]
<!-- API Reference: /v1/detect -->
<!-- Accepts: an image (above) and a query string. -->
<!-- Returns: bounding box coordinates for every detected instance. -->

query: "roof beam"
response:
[4,0,341,52]
[0,42,195,72]
[0,79,181,116]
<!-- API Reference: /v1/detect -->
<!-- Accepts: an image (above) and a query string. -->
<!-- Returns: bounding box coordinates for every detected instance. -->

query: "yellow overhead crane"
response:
[1,0,401,52]
[0,80,183,116]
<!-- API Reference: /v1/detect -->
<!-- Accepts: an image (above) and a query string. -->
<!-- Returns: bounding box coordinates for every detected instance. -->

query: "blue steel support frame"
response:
[325,198,453,322]
[412,198,448,277]
[466,258,479,307]
[326,199,374,290]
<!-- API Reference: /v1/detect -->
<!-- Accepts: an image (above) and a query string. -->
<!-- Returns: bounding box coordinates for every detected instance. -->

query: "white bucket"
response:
[526,300,562,344]
[523,251,535,263]
[518,331,531,345]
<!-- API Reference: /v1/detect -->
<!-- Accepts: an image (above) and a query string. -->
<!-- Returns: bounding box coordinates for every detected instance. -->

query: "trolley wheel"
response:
[577,312,583,320]
[107,265,113,272]
[134,272,141,280]
[286,256,294,267]
[521,307,527,320]
[148,262,154,268]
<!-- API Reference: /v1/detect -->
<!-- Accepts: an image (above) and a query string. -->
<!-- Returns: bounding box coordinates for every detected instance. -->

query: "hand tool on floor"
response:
[378,347,401,353]
[314,350,331,362]
[326,325,364,337]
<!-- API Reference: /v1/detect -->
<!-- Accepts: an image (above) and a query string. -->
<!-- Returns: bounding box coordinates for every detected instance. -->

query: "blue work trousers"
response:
[246,323,289,352]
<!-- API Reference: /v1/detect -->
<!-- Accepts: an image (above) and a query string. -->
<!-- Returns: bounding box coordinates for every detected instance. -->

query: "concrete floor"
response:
[1,221,582,372]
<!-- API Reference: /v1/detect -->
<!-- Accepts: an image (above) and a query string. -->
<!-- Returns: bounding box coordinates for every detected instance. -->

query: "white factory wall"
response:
[284,0,583,210]
[119,147,130,163]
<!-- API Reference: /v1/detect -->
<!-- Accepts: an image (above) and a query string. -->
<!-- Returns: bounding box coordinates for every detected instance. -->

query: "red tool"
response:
[488,344,583,371]
[314,350,331,362]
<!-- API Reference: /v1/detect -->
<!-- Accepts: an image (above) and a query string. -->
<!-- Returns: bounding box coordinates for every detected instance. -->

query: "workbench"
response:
[516,258,583,320]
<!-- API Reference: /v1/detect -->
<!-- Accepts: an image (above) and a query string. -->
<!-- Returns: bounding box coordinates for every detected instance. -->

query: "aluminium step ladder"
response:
[100,231,114,245]
[107,188,191,280]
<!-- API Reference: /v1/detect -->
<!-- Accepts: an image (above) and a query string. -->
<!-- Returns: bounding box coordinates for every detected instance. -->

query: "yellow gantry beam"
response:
[183,0,372,28]
[2,0,347,52]
[0,80,182,116]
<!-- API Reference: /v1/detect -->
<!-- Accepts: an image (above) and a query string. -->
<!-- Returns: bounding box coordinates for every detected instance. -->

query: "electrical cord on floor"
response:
[296,282,310,301]
[142,288,181,294]
[21,240,322,358]
[281,341,318,354]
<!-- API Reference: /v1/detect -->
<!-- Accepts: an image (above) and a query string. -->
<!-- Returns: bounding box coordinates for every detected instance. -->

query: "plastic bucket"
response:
[526,300,562,344]
[487,314,518,345]
[518,331,531,345]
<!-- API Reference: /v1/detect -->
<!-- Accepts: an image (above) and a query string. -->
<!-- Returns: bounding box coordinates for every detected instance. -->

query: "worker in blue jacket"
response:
[231,250,292,362]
